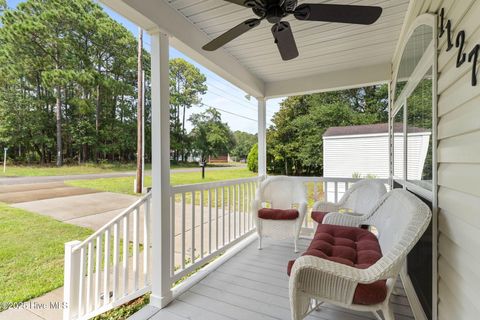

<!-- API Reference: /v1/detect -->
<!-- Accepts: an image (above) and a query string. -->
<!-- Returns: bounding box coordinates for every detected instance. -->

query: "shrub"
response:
[247,143,258,172]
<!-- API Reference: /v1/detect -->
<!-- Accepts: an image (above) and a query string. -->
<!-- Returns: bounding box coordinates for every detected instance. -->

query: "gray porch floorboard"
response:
[132,238,414,320]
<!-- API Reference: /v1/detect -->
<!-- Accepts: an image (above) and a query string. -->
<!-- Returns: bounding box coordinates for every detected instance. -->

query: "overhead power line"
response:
[199,103,258,122]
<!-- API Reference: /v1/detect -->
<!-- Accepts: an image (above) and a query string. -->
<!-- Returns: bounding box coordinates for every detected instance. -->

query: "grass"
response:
[0,163,148,177]
[93,294,150,320]
[66,168,256,196]
[0,161,237,177]
[0,203,93,310]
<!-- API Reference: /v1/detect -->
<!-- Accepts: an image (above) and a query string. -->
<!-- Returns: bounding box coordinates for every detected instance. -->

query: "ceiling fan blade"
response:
[294,4,382,25]
[272,22,299,61]
[202,18,262,51]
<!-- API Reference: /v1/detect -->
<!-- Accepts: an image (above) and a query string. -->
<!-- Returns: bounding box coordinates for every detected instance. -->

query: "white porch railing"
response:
[169,176,261,283]
[63,193,152,320]
[63,176,387,319]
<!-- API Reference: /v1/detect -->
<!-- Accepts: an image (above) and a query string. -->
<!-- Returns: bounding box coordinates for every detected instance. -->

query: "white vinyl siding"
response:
[404,0,480,319]
[324,133,430,180]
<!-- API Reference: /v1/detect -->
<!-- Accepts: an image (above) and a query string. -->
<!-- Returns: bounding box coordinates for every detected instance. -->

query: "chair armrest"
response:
[289,255,384,305]
[322,212,365,227]
[312,201,340,212]
[289,255,360,305]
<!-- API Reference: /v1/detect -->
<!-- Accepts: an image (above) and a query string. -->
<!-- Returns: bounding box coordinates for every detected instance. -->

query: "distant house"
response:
[323,123,431,180]
[208,154,230,163]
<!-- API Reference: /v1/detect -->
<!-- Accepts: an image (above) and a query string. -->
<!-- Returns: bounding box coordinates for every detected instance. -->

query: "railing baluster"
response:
[243,183,246,235]
[233,184,237,239]
[86,241,93,313]
[170,195,175,277]
[103,228,110,306]
[228,186,232,243]
[215,188,219,250]
[94,236,101,309]
[191,191,195,264]
[133,208,139,290]
[200,189,204,259]
[222,187,226,247]
[246,182,251,231]
[145,198,151,284]
[78,247,86,316]
[334,181,338,203]
[208,188,212,254]
[324,181,329,203]
[122,216,129,296]
[112,223,119,300]
[181,192,186,270]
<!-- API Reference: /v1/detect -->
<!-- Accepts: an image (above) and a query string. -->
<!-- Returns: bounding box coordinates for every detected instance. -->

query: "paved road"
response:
[0,165,246,186]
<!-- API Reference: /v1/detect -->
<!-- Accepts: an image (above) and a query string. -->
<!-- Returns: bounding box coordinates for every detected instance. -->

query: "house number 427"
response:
[439,8,480,86]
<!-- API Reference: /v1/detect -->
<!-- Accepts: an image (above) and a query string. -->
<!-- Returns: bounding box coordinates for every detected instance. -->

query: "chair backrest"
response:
[340,180,387,214]
[365,189,431,262]
[258,176,307,209]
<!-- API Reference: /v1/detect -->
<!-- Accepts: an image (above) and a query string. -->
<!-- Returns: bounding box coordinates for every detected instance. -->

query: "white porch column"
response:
[257,98,267,177]
[150,30,172,308]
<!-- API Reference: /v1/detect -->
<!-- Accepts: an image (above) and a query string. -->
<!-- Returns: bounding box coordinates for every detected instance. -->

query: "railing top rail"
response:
[72,192,152,252]
[171,176,262,194]
[293,176,389,183]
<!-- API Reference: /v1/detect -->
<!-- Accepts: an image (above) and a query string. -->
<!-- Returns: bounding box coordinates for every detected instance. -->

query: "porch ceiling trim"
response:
[264,62,392,98]
[101,0,265,98]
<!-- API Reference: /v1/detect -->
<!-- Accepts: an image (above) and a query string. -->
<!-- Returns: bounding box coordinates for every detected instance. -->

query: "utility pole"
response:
[136,28,144,194]
[142,70,146,192]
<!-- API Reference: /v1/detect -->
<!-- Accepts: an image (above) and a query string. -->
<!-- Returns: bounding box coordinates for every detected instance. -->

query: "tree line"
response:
[247,86,390,176]
[0,0,256,166]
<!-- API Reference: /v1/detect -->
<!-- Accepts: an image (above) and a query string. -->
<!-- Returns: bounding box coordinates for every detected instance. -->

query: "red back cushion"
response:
[258,208,299,220]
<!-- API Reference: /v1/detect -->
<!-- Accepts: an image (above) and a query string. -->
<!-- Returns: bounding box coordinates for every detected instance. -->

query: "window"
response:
[392,23,435,196]
[407,69,433,190]
[393,106,405,180]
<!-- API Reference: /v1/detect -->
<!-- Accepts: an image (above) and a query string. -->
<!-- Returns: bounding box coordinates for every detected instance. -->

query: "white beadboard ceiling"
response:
[165,0,410,82]
[103,0,411,97]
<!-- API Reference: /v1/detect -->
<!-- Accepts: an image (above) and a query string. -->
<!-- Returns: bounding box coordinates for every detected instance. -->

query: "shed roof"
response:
[323,123,429,137]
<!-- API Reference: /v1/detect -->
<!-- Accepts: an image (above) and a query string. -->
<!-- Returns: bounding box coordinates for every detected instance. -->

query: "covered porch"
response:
[62,0,443,320]
[131,238,414,320]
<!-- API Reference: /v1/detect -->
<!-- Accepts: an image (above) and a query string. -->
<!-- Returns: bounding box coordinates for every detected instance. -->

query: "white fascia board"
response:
[101,0,265,98]
[323,133,390,140]
[323,131,431,140]
[264,63,392,98]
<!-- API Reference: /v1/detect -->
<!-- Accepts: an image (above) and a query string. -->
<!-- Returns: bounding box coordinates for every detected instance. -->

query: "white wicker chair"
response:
[252,176,308,252]
[312,179,387,226]
[289,189,432,320]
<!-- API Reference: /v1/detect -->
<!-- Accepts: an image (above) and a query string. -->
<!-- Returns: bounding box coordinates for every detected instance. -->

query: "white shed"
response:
[323,123,431,180]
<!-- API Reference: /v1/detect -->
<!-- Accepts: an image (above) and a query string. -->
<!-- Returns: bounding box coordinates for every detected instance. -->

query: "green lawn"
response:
[0,203,92,310]
[0,162,235,177]
[66,168,256,195]
[0,163,146,177]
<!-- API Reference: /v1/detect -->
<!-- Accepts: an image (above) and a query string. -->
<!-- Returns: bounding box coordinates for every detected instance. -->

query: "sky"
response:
[5,0,284,134]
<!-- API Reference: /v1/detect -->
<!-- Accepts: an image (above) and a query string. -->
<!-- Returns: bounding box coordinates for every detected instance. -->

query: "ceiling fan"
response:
[202,0,383,61]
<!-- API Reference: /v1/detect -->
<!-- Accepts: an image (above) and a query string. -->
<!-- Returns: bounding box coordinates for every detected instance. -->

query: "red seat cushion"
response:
[258,208,299,220]
[287,224,387,305]
[311,211,328,223]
